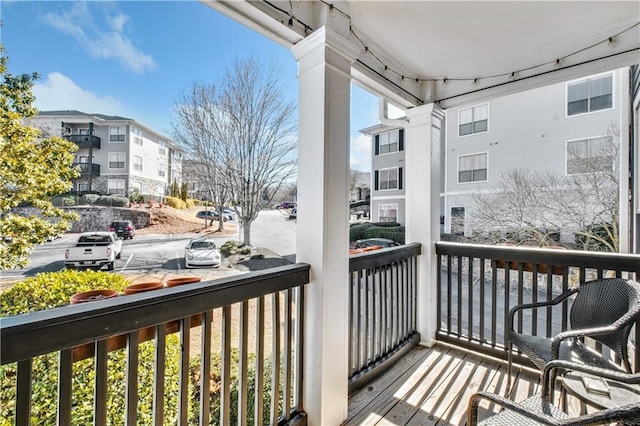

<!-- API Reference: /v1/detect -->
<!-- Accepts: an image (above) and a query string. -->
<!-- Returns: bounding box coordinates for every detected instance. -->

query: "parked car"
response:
[276,202,296,210]
[222,208,237,221]
[289,208,297,220]
[109,220,135,239]
[354,238,401,249]
[65,232,123,270]
[195,210,232,222]
[184,238,221,268]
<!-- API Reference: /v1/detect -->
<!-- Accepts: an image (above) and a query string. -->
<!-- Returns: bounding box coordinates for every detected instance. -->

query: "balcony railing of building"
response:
[348,243,422,393]
[72,162,101,176]
[1,263,309,426]
[436,241,640,371]
[64,134,101,150]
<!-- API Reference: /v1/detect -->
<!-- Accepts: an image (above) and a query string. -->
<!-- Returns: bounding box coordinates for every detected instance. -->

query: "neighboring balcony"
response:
[72,162,101,176]
[64,134,101,150]
[1,243,639,425]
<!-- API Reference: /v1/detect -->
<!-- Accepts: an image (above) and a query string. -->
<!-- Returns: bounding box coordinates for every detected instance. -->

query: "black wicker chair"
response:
[468,360,640,425]
[507,278,640,385]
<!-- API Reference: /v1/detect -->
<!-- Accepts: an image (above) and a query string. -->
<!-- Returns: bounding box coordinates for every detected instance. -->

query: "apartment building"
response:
[363,68,629,240]
[360,125,406,225]
[30,110,182,198]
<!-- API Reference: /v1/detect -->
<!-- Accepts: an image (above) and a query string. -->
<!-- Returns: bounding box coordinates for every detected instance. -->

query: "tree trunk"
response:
[243,222,251,246]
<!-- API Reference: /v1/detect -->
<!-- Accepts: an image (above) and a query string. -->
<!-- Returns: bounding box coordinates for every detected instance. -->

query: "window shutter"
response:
[399,167,403,190]
[374,135,380,155]
[399,129,404,151]
[374,170,379,190]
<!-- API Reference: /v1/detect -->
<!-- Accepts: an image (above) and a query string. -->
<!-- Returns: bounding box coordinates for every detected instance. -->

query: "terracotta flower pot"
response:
[166,277,202,287]
[124,282,164,295]
[70,289,118,304]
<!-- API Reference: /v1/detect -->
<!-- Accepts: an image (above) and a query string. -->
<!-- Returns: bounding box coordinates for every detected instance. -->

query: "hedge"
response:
[350,222,404,244]
[0,270,181,425]
[165,196,186,209]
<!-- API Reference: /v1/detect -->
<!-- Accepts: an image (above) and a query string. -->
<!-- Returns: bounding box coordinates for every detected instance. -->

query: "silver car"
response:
[184,238,221,268]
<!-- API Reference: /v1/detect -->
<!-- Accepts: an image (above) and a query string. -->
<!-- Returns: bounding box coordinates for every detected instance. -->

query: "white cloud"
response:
[350,133,372,172]
[33,72,123,114]
[43,3,155,74]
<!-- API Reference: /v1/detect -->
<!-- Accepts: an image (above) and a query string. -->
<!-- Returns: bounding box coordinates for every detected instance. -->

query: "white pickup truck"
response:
[65,232,123,271]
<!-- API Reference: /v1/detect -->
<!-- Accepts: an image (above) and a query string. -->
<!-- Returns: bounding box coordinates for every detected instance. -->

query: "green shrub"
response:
[78,193,100,205]
[0,270,181,425]
[94,195,130,207]
[220,240,252,257]
[165,196,186,209]
[52,195,77,207]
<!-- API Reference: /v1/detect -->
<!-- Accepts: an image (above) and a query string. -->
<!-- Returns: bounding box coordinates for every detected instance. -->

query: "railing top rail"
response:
[349,242,422,272]
[0,263,310,364]
[435,241,640,271]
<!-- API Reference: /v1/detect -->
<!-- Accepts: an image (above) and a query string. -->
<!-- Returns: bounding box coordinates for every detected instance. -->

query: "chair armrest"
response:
[467,392,557,425]
[550,325,618,359]
[508,289,578,332]
[569,402,640,425]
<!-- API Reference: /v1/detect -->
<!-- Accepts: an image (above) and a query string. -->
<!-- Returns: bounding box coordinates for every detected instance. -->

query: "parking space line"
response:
[121,254,134,272]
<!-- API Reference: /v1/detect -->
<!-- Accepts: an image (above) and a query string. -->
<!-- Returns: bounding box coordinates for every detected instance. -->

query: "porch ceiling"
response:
[204,1,640,108]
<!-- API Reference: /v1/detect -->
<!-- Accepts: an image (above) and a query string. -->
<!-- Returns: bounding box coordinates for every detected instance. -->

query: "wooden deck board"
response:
[344,343,542,426]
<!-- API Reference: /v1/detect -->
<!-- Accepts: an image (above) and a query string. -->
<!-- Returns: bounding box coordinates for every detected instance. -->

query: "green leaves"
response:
[1,46,80,269]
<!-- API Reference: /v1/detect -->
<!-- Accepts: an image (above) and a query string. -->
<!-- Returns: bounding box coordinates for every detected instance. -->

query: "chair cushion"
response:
[478,395,570,425]
[511,333,626,372]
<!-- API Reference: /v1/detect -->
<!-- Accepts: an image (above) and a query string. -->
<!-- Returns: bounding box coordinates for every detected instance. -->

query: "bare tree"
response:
[172,57,296,243]
[468,123,620,251]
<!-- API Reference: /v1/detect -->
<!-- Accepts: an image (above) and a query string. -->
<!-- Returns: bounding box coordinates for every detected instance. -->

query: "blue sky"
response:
[2,1,378,172]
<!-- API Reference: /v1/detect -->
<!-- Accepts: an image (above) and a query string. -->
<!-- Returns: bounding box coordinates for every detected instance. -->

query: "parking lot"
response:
[1,210,297,284]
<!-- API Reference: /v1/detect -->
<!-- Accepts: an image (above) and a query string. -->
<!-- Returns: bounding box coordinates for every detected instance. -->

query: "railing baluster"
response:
[255,297,265,425]
[125,331,139,426]
[403,258,409,339]
[457,255,463,338]
[283,290,293,420]
[356,270,362,370]
[238,301,249,425]
[383,264,389,353]
[504,265,511,348]
[468,256,474,341]
[447,256,452,334]
[221,306,231,426]
[94,339,108,426]
[532,265,538,336]
[153,323,166,426]
[517,264,524,334]
[16,359,32,426]
[270,292,281,425]
[491,261,498,346]
[57,349,72,425]
[561,267,570,332]
[179,317,191,426]
[375,267,382,360]
[200,311,212,426]
[479,258,485,344]
[364,267,370,365]
[546,269,553,337]
[348,272,354,373]
[437,254,442,339]
[294,286,304,410]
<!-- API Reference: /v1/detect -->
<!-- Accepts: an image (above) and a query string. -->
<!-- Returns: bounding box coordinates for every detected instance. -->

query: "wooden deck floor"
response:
[344,343,543,426]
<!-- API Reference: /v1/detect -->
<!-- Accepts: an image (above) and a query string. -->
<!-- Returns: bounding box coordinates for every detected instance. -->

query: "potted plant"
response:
[70,289,118,304]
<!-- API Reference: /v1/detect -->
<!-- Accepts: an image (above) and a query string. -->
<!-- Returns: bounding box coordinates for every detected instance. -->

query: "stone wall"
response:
[14,206,150,233]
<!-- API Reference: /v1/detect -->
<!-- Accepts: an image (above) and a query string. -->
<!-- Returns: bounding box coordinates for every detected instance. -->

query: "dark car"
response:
[109,220,135,239]
[277,202,296,210]
[195,210,231,222]
[354,238,401,249]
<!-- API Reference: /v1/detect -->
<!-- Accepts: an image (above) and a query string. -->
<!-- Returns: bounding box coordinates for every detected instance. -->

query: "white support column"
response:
[291,27,360,425]
[405,104,445,346]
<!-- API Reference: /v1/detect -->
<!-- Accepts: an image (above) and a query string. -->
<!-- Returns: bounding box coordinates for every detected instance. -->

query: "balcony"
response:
[2,243,639,425]
[64,134,101,150]
[72,162,101,176]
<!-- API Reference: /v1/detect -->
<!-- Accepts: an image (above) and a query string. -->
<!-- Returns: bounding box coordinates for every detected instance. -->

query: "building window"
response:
[566,137,613,175]
[77,183,88,192]
[567,73,613,116]
[109,152,126,169]
[451,207,465,236]
[110,126,126,142]
[374,167,403,191]
[108,179,126,196]
[158,163,166,177]
[458,104,488,136]
[158,146,166,156]
[458,153,488,183]
[78,129,90,135]
[133,155,143,171]
[379,203,398,223]
[374,129,404,155]
[132,127,143,145]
